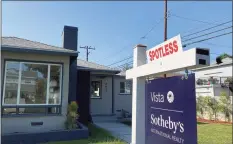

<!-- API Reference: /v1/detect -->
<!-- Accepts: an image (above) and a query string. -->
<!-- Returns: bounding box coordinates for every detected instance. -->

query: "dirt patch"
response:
[197,118,232,125]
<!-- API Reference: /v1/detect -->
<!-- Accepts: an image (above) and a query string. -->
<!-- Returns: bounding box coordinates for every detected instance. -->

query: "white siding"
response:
[194,63,232,97]
[194,64,232,78]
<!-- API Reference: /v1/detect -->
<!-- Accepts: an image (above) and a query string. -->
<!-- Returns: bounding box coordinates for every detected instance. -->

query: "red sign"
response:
[146,35,183,63]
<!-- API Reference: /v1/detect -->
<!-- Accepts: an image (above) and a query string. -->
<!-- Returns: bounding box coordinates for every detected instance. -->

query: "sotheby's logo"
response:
[151,91,174,103]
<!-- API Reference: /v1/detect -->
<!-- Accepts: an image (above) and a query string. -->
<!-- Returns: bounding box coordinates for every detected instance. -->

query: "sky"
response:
[2,1,232,68]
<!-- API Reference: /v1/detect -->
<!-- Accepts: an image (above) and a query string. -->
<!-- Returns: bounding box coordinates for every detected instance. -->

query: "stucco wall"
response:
[90,75,112,115]
[194,64,232,78]
[113,76,132,114]
[1,51,70,134]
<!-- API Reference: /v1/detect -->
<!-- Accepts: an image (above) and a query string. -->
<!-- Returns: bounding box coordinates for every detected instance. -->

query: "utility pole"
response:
[164,0,168,78]
[80,46,95,61]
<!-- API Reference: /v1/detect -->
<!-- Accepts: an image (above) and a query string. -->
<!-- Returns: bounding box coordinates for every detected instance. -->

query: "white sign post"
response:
[126,35,210,144]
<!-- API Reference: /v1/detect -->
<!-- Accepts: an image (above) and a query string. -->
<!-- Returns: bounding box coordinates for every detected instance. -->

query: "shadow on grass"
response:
[197,122,209,125]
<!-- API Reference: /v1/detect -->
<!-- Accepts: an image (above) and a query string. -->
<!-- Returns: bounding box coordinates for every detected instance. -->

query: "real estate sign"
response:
[145,74,197,144]
[146,35,183,63]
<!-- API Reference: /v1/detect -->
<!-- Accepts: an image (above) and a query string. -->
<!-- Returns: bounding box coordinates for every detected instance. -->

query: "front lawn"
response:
[121,121,232,144]
[47,124,126,144]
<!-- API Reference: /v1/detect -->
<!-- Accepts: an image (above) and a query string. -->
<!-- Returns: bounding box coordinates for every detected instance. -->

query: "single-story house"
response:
[76,59,133,117]
[192,57,233,97]
[1,26,79,135]
[1,25,135,138]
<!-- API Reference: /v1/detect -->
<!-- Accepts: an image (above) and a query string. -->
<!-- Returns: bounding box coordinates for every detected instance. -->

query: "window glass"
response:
[19,107,46,114]
[3,62,20,104]
[120,82,125,93]
[3,108,17,114]
[2,61,62,115]
[120,81,132,94]
[20,63,48,104]
[48,107,60,114]
[49,65,61,104]
[91,81,101,98]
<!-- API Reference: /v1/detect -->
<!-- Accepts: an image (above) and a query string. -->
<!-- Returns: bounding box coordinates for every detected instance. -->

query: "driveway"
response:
[92,116,132,144]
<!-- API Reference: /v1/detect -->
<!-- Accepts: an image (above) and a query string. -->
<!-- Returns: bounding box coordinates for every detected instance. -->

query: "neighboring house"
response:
[1,26,78,134]
[192,57,233,97]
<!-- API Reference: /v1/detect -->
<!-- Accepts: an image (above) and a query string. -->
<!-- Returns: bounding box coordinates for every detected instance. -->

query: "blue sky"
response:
[3,1,232,67]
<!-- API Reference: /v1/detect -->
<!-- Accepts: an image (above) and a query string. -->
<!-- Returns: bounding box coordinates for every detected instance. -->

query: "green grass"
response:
[46,124,126,144]
[121,121,232,144]
[197,123,232,144]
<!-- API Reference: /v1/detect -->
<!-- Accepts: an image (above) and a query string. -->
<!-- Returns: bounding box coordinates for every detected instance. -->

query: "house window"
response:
[2,61,62,115]
[120,81,131,94]
[91,81,101,98]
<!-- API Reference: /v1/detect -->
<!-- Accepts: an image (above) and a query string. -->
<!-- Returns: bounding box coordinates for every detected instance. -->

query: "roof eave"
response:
[77,66,120,74]
[1,46,78,57]
[192,62,232,71]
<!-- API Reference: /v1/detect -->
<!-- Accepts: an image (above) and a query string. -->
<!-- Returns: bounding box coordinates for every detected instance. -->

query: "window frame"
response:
[90,80,102,99]
[119,81,132,95]
[1,59,64,116]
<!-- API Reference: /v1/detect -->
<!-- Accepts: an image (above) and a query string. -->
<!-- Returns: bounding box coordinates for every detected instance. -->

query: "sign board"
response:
[146,35,183,63]
[145,74,197,144]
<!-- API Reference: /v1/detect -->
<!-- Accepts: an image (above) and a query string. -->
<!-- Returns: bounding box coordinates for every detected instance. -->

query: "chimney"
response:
[62,25,78,103]
[62,25,78,51]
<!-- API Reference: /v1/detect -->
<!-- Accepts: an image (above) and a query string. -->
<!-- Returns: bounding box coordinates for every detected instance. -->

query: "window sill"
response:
[119,93,132,95]
[2,113,63,118]
[91,97,102,99]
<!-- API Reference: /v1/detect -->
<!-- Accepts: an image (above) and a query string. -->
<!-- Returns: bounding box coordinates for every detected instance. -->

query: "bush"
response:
[196,96,208,118]
[219,92,232,122]
[205,96,221,121]
[65,101,79,129]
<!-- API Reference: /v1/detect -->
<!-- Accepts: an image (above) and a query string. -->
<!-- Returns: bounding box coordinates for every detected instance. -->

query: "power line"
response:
[104,16,167,63]
[201,42,232,49]
[107,56,132,66]
[182,20,232,38]
[80,46,95,61]
[111,31,232,68]
[182,25,232,42]
[183,31,232,48]
[171,13,220,25]
[107,20,232,68]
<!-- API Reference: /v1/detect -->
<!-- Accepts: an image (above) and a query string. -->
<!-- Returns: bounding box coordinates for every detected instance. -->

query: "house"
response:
[1,25,135,138]
[1,26,79,135]
[192,57,233,97]
[76,59,133,117]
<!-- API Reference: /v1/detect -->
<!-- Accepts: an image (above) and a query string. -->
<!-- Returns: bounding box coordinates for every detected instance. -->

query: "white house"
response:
[192,57,232,97]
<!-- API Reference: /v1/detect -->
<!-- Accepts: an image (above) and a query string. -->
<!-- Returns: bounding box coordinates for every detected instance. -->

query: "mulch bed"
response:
[197,118,232,125]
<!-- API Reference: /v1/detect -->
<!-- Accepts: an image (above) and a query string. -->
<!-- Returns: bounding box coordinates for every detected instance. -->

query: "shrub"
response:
[219,91,232,122]
[65,101,79,129]
[196,96,208,118]
[205,96,221,121]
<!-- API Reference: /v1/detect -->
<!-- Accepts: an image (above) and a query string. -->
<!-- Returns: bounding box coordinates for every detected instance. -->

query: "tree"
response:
[219,92,232,122]
[216,53,232,64]
[205,96,221,121]
[196,96,208,118]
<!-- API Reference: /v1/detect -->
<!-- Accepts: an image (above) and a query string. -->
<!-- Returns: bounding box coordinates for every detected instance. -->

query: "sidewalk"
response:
[93,116,132,143]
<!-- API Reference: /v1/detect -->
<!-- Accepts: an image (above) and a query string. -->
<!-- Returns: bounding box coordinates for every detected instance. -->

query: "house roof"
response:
[192,58,232,71]
[77,59,121,73]
[1,37,78,56]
